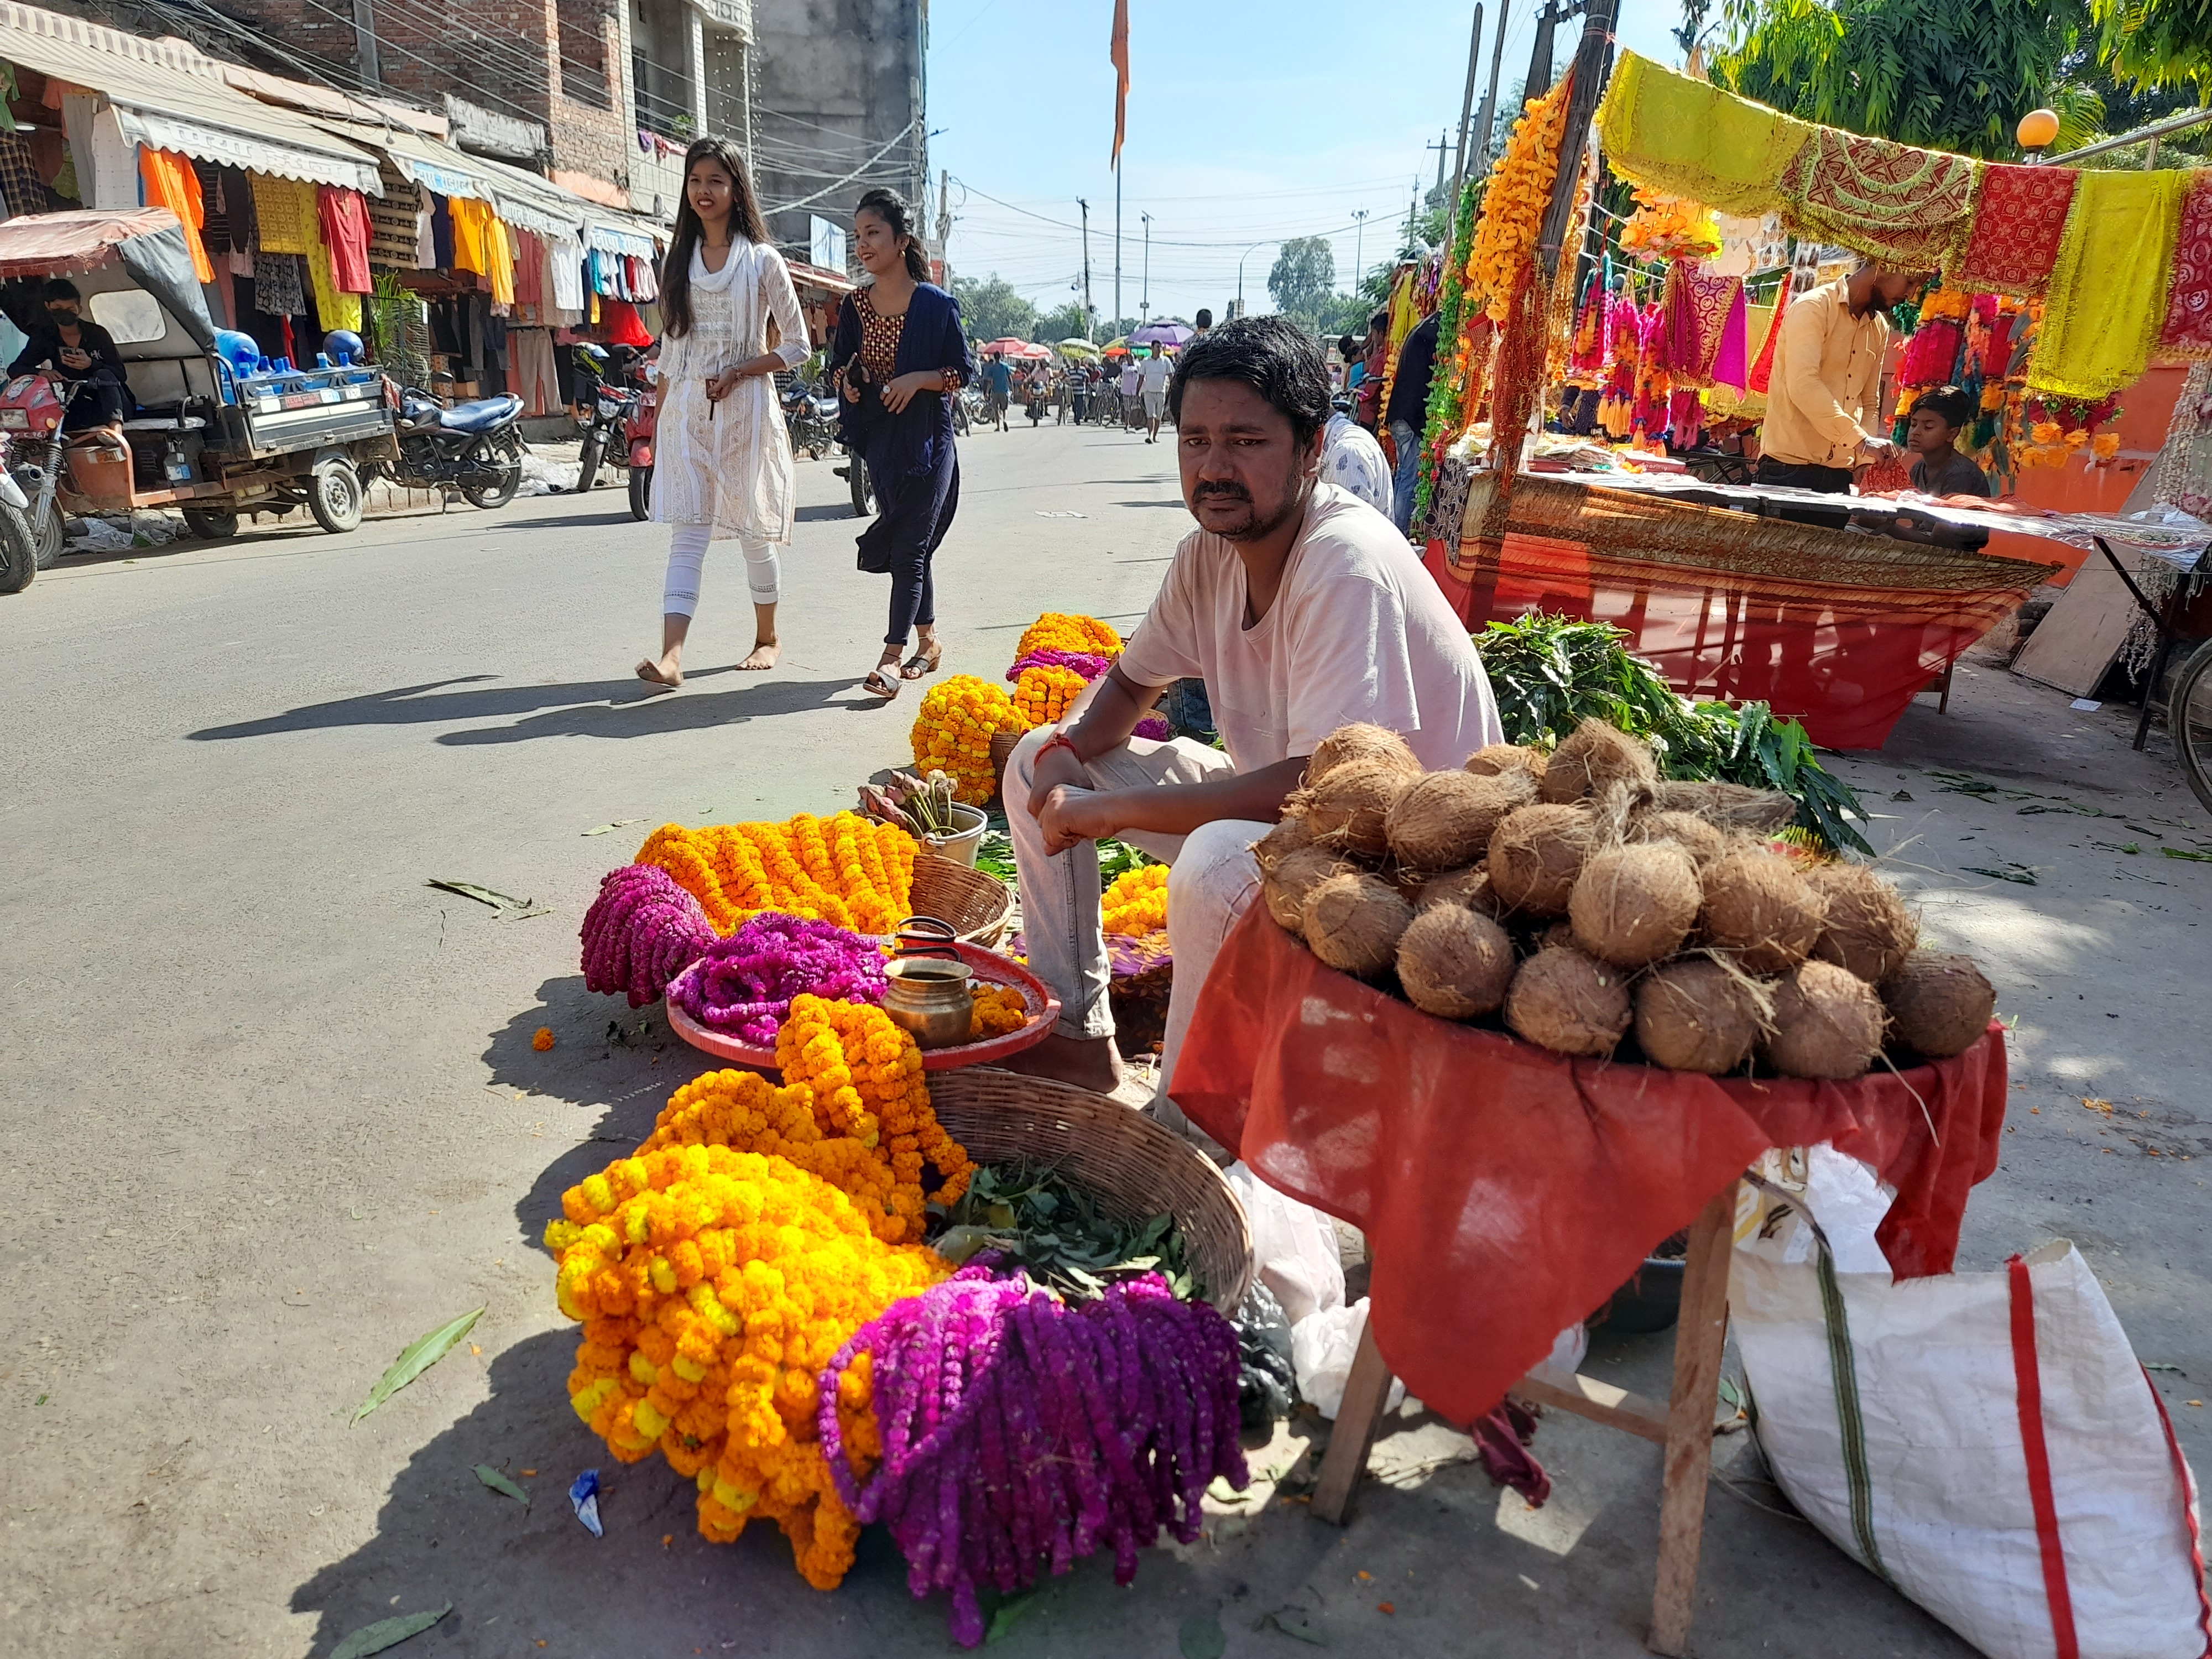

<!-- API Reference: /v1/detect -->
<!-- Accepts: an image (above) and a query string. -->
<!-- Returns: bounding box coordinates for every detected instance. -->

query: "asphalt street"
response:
[2,416,2205,1657]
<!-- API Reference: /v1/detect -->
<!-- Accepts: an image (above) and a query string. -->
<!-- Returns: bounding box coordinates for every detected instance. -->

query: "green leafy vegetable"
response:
[473,1464,528,1504]
[352,1307,484,1425]
[331,1604,452,1659]
[1472,614,1872,854]
[937,1166,1198,1303]
[1096,837,1159,890]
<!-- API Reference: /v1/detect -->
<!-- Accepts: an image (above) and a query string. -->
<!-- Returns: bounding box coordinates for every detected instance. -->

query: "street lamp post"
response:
[1352,209,1368,299]
[1236,239,1275,320]
[1140,211,1152,320]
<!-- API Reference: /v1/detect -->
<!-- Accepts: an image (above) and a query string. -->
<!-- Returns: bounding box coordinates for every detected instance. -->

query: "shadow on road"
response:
[795,502,863,522]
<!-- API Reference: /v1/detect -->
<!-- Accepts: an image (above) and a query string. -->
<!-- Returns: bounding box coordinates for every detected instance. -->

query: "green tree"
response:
[2091,0,2212,97]
[1267,237,1337,326]
[950,275,1037,345]
[1034,300,1091,343]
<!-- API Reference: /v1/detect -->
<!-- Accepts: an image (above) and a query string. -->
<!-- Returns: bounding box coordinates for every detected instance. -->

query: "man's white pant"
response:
[1004,726,1267,1102]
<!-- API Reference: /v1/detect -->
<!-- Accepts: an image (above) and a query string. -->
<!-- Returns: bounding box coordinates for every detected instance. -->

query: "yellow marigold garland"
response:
[1016,612,1122,659]
[1466,75,1574,324]
[547,1143,946,1589]
[634,812,917,936]
[1012,662,1089,727]
[1102,862,1168,937]
[968,983,1029,1038]
[910,675,1029,806]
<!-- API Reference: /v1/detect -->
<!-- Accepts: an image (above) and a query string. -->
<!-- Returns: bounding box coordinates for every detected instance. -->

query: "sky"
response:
[924,1,1685,329]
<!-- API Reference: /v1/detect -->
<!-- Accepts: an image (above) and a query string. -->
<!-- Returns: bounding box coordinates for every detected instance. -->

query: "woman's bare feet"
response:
[999,1031,1124,1093]
[738,638,780,671]
[636,655,682,689]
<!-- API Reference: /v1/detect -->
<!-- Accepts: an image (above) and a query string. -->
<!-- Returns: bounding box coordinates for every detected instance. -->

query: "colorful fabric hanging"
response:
[249,174,319,256]
[1710,285,1750,390]
[253,252,305,318]
[1658,262,1743,388]
[2031,168,2188,399]
[1594,50,1809,217]
[447,195,494,275]
[316,186,372,294]
[2156,170,2212,361]
[1776,126,1976,272]
[1747,278,1792,394]
[308,238,362,333]
[1951,164,2078,296]
[139,149,212,281]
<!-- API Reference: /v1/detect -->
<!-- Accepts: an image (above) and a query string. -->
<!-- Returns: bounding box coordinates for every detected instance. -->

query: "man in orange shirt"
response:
[1755,262,1925,494]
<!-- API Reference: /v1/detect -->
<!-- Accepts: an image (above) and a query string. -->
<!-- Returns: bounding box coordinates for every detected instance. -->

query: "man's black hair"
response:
[1337,333,1357,358]
[1914,384,1975,432]
[1166,315,1331,447]
[1194,307,1213,328]
[42,278,81,304]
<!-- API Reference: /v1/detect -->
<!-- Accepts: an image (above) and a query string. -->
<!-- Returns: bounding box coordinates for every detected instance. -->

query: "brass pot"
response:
[882,956,974,1048]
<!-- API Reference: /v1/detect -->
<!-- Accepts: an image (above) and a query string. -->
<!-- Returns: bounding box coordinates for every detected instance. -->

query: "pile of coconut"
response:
[1253,719,1996,1079]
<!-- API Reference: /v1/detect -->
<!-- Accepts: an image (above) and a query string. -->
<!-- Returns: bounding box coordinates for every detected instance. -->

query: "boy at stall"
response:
[1003,316,1503,1098]
[1903,384,1992,499]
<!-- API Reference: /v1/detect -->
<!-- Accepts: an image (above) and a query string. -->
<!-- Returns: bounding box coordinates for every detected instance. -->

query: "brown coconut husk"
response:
[1700,848,1825,974]
[1262,847,1350,936]
[1805,862,1919,984]
[1538,718,1660,804]
[1301,872,1414,978]
[1396,906,1516,1020]
[1486,803,1595,916]
[1414,865,1500,916]
[1385,769,1537,872]
[1763,961,1885,1079]
[1568,842,1702,968]
[1251,810,1317,874]
[1634,957,1770,1074]
[1504,945,1632,1058]
[1881,951,1996,1058]
[1292,758,1413,862]
[1465,743,1549,786]
[1632,808,1728,868]
[1649,780,1799,833]
[1307,723,1421,785]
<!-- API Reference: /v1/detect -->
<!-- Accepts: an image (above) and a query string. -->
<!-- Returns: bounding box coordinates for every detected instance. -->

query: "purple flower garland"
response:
[1004,649,1172,742]
[580,864,717,1008]
[666,912,889,1045]
[818,1269,1248,1647]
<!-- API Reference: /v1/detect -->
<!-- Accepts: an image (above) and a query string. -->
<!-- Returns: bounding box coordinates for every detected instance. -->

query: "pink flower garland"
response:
[666,912,889,1044]
[818,1269,1247,1647]
[1004,649,1172,740]
[580,864,717,1008]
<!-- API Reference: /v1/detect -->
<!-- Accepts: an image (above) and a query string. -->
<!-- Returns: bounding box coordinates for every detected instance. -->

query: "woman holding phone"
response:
[637,136,807,688]
[830,186,972,701]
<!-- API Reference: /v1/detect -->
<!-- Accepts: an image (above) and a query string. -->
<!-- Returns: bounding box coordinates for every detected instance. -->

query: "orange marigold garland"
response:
[1465,74,1574,324]
[910,675,1028,806]
[968,984,1028,1038]
[1102,862,1168,936]
[634,812,917,936]
[1015,612,1122,659]
[1011,662,1089,727]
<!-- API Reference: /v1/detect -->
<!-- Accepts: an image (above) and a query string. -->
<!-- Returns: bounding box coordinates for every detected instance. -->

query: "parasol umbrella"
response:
[1011,341,1053,360]
[981,336,1030,356]
[1058,337,1100,360]
[1102,337,1130,356]
[1131,319,1192,348]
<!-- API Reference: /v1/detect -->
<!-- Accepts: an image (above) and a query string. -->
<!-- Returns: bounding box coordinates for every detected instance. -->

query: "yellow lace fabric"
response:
[1595,51,1811,217]
[2030,168,2189,400]
[1775,127,1977,272]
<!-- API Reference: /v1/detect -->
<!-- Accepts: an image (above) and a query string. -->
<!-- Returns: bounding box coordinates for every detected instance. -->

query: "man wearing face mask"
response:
[9,279,128,436]
[1001,316,1503,1097]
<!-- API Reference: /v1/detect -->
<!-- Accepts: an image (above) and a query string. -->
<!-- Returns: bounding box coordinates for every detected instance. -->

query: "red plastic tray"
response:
[665,942,1061,1072]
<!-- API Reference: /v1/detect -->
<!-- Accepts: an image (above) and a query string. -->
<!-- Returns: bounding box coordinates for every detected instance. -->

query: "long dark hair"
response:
[660,137,769,340]
[856,186,930,284]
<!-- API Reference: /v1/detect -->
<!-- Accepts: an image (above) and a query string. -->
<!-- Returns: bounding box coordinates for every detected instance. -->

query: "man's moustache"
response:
[1193,484,1249,502]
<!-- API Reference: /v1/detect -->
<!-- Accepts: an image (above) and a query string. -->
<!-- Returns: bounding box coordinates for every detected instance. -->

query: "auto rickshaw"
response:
[0,206,400,564]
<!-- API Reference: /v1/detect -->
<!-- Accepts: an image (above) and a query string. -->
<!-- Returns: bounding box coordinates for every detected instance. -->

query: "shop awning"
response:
[0,2,382,193]
[586,221,661,259]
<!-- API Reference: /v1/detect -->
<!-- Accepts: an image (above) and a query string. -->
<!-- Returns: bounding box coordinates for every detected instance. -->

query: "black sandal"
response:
[900,642,942,680]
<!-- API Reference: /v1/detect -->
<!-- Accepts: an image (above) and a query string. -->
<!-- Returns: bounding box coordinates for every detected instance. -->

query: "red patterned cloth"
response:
[2158,169,2212,359]
[1778,126,1975,271]
[1170,909,2011,1428]
[1953,164,2079,296]
[1747,275,1792,394]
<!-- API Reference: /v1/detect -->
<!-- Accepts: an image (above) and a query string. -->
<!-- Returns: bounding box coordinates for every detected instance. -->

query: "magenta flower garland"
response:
[1004,649,1172,741]
[818,1269,1248,1647]
[667,912,889,1044]
[580,864,717,1008]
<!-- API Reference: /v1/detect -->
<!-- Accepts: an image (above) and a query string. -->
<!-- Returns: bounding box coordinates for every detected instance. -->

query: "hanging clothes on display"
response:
[429,195,455,270]
[253,253,306,320]
[317,186,372,294]
[308,238,361,333]
[601,297,651,349]
[510,327,559,415]
[139,150,213,281]
[251,174,319,255]
[546,233,585,322]
[0,133,51,216]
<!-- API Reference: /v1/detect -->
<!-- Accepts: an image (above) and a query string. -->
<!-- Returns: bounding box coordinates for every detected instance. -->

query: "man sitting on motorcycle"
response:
[11,279,128,439]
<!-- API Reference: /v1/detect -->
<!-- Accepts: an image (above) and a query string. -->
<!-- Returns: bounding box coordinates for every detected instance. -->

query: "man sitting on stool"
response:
[1003,316,1503,1097]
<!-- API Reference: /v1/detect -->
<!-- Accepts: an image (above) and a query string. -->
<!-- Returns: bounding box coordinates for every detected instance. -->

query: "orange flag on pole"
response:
[1110,0,1130,166]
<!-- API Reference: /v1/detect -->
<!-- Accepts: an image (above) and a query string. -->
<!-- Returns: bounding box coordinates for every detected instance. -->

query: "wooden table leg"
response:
[1311,1318,1395,1525]
[1647,1182,1739,1657]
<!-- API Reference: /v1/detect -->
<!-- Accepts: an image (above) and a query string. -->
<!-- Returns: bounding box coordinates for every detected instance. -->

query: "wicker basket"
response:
[927,1067,1253,1311]
[988,729,1023,805]
[910,852,1013,948]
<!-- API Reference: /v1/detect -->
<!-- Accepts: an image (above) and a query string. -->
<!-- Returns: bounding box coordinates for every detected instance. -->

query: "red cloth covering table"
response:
[1169,906,2010,1428]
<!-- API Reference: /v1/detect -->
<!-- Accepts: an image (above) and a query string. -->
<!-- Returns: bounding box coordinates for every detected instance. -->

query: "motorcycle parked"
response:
[782,375,839,460]
[572,342,650,494]
[389,387,526,507]
[0,465,41,594]
[627,364,656,521]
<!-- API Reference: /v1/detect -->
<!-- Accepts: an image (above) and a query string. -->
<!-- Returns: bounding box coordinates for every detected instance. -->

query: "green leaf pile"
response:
[937,1165,1198,1302]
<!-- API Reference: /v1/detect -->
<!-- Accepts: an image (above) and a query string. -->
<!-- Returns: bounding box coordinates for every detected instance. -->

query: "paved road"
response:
[2,419,2204,1657]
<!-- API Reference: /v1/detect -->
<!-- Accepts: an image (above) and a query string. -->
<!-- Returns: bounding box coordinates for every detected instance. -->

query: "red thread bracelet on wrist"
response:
[1037,732,1082,766]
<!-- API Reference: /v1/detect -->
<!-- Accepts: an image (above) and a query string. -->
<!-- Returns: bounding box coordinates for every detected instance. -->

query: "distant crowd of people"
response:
[969,316,1203,441]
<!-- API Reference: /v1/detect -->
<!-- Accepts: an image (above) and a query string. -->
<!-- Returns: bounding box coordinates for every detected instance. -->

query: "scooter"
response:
[572,342,649,493]
[389,388,526,507]
[1026,382,1048,425]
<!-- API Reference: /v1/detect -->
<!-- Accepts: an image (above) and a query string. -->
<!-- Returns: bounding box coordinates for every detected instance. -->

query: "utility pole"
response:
[1114,169,1123,333]
[349,0,382,88]
[1426,129,1452,202]
[936,168,952,290]
[1077,198,1094,340]
[1402,179,1418,254]
[1473,0,1513,174]
[1352,208,1368,299]
[1140,211,1152,319]
[1527,0,1564,94]
[1448,5,1484,227]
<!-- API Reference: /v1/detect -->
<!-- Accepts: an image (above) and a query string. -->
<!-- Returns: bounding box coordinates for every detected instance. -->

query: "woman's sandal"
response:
[862,661,901,700]
[900,641,943,680]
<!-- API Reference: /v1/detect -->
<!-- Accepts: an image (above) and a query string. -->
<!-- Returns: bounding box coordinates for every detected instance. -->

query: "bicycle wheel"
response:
[2172,636,2212,817]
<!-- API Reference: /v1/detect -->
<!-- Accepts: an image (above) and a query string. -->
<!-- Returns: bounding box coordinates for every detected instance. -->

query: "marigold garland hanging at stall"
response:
[1464,74,1575,326]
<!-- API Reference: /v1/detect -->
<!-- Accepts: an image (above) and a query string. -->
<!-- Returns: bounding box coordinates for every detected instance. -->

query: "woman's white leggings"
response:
[662,524,780,617]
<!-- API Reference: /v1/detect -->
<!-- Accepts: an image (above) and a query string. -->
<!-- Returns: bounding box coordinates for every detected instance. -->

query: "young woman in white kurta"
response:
[637,138,808,688]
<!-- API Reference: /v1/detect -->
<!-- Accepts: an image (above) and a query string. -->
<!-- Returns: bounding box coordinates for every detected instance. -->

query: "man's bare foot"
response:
[738,639,779,671]
[636,656,682,689]
[998,1031,1124,1093]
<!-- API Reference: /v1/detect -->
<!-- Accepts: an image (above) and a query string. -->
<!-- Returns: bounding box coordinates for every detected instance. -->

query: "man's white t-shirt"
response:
[1117,483,1503,773]
[1139,354,1172,394]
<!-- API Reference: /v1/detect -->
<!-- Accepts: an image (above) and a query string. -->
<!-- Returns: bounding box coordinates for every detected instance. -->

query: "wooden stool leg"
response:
[1311,1319,1395,1525]
[1647,1183,1738,1657]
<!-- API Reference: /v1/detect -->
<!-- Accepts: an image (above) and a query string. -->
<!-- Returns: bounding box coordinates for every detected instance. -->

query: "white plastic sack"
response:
[1224,1162,1344,1328]
[1291,1298,1406,1421]
[1734,1176,2208,1659]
